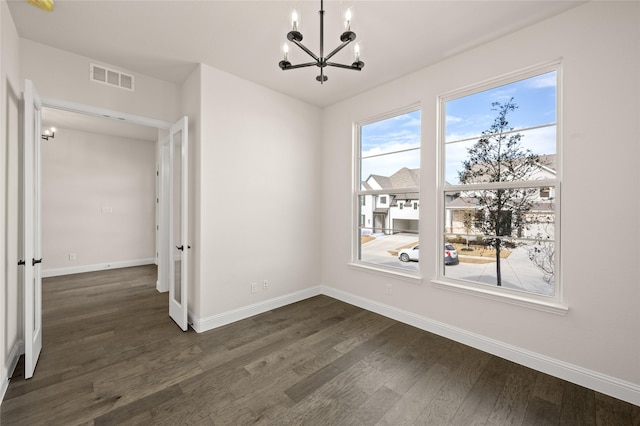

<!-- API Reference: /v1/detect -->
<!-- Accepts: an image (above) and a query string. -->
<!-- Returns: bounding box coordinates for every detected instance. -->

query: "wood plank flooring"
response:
[1,265,638,425]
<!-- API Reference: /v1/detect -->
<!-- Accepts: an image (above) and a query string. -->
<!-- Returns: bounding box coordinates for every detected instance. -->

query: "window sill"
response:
[431,279,569,315]
[348,262,423,285]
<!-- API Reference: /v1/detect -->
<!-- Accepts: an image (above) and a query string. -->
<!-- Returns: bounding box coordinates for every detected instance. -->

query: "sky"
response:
[360,110,421,181]
[360,71,557,184]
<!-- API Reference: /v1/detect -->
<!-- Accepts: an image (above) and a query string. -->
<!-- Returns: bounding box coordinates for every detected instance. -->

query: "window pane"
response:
[443,237,555,296]
[445,71,556,143]
[361,110,421,181]
[444,187,555,296]
[357,109,421,272]
[441,69,558,298]
[359,194,419,272]
[445,72,556,186]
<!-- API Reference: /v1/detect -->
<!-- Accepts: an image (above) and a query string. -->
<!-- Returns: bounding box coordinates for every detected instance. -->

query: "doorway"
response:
[40,107,159,279]
[22,84,190,378]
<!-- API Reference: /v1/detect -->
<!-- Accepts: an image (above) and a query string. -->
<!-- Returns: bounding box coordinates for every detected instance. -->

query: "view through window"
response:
[356,108,421,273]
[441,68,559,297]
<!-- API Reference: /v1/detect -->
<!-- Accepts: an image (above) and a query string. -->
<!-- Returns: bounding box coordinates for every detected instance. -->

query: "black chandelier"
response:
[278,0,364,83]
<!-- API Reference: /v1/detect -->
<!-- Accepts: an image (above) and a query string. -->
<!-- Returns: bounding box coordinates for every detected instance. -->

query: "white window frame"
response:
[433,62,567,314]
[351,104,422,281]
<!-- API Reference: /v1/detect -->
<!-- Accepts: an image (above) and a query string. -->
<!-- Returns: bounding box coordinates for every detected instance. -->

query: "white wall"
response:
[1,0,22,400]
[322,0,639,400]
[20,39,181,123]
[192,64,322,324]
[41,127,156,275]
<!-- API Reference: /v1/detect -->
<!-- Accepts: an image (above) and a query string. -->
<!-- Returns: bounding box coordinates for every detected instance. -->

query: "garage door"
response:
[393,219,418,233]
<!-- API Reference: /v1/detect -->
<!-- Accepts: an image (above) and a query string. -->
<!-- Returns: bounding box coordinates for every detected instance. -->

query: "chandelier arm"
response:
[324,40,352,62]
[326,62,363,70]
[291,40,320,62]
[282,62,318,70]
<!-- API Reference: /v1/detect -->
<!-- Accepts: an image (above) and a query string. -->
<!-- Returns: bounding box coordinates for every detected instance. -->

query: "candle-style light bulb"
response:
[354,43,361,61]
[44,130,51,136]
[50,127,56,133]
[283,43,289,61]
[345,8,352,31]
[291,10,298,31]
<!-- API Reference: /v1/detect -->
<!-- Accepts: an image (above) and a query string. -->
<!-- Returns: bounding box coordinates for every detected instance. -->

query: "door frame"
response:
[34,96,188,321]
[40,96,175,284]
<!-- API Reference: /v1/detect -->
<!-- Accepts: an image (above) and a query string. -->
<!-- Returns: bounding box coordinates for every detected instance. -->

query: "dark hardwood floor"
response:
[1,265,638,425]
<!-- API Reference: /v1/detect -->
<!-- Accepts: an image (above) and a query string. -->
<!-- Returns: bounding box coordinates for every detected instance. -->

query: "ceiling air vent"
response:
[90,63,135,91]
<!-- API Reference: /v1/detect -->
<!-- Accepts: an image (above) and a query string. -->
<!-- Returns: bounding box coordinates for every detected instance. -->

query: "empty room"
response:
[1,0,639,424]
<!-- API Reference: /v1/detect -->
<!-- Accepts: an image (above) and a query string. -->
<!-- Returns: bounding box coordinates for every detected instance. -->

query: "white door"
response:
[22,80,43,379]
[168,117,189,330]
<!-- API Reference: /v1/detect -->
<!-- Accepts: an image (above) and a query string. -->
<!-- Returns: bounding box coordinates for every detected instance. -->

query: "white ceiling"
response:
[8,0,583,139]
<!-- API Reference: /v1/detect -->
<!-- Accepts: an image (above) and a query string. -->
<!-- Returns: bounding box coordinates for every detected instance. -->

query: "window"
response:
[355,107,421,273]
[439,66,560,300]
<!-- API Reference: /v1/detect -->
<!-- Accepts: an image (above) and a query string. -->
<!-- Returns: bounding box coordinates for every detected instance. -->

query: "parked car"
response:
[398,244,459,265]
[444,244,459,265]
[398,245,420,262]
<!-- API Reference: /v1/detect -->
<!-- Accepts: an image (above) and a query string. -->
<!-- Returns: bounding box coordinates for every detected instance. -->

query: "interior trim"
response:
[1,340,23,404]
[321,285,639,407]
[41,97,173,129]
[42,258,155,278]
[189,286,323,333]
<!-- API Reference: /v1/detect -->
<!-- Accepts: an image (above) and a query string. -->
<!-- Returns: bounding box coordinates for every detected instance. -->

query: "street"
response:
[360,233,554,296]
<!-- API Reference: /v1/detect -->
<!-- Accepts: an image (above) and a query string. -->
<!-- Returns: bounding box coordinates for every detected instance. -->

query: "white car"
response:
[398,245,420,262]
[398,244,459,265]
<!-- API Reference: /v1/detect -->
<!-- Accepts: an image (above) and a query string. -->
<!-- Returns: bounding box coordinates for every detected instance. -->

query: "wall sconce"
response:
[41,127,56,140]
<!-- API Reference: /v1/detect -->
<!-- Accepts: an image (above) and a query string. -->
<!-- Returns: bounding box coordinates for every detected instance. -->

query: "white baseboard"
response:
[189,286,322,333]
[321,285,640,407]
[42,258,155,278]
[1,339,23,404]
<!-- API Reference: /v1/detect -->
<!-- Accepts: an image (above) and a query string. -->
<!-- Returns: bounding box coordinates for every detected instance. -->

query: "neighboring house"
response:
[361,167,419,235]
[445,154,556,240]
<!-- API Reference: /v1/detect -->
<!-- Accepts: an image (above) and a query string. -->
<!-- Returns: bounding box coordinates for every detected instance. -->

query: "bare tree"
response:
[461,210,475,251]
[527,230,555,284]
[458,98,540,286]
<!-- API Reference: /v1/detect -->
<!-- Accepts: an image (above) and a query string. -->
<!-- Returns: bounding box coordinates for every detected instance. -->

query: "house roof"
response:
[446,197,478,209]
[460,154,557,183]
[366,167,420,190]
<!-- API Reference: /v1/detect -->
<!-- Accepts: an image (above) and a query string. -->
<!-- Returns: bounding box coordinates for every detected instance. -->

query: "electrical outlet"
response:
[251,283,257,294]
[68,253,76,261]
[263,280,269,290]
[385,284,393,295]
